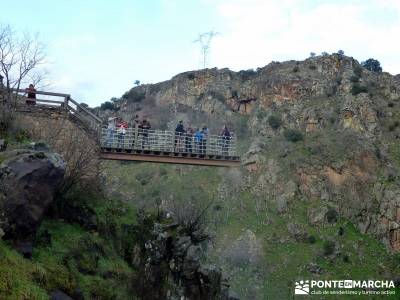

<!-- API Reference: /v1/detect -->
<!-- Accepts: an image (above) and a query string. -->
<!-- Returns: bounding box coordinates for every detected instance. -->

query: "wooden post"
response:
[64,96,69,110]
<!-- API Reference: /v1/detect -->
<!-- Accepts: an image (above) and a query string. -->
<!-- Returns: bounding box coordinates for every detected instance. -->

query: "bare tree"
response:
[194,30,219,69]
[0,24,46,131]
[0,24,46,101]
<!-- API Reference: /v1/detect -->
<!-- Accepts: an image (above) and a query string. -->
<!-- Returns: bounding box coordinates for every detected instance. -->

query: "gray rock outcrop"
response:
[0,149,65,241]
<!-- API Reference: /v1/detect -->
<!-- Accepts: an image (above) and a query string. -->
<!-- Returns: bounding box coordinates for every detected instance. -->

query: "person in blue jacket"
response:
[201,126,209,154]
[194,128,203,154]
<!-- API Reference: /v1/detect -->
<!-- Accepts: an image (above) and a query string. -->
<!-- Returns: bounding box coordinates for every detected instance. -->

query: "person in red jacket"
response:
[117,119,128,148]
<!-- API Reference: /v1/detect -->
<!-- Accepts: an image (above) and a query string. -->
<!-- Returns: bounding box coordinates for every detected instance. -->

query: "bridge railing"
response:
[100,127,237,157]
[6,88,102,135]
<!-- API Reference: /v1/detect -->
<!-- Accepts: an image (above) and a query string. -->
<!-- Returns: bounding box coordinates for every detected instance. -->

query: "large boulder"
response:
[0,149,65,241]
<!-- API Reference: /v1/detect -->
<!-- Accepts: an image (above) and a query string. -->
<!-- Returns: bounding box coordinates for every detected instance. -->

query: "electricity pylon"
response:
[194,30,219,69]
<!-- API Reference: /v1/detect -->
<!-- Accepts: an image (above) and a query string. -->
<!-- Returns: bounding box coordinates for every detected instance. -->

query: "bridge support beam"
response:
[99,152,240,167]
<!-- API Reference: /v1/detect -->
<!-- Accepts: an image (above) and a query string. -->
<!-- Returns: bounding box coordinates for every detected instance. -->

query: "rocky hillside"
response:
[97,54,400,298]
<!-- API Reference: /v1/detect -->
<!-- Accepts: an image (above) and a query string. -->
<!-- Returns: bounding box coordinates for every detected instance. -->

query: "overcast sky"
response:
[3,0,400,106]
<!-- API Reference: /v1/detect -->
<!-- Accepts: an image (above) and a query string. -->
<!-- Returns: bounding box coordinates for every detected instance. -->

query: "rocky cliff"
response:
[99,54,400,254]
[91,54,400,299]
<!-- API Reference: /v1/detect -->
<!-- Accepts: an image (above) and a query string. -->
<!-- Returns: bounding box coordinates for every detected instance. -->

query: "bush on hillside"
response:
[122,89,146,103]
[100,101,115,110]
[323,240,336,256]
[388,121,400,132]
[353,65,363,77]
[283,129,303,142]
[308,235,316,244]
[351,83,368,95]
[326,208,338,223]
[349,75,360,83]
[238,69,256,81]
[361,58,382,72]
[268,115,282,129]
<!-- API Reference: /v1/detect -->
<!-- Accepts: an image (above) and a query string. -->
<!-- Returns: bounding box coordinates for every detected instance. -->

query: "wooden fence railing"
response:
[2,88,102,135]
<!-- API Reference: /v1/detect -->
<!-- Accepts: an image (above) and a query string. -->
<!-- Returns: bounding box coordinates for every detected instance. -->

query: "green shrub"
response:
[283,129,303,142]
[100,101,115,110]
[238,69,256,80]
[256,110,267,119]
[354,65,363,77]
[349,75,360,83]
[361,58,382,72]
[323,240,336,256]
[326,208,338,223]
[292,66,299,72]
[388,121,400,132]
[268,115,282,129]
[309,65,316,70]
[15,129,30,143]
[187,73,195,80]
[351,83,368,95]
[338,227,344,236]
[308,235,316,244]
[122,89,146,103]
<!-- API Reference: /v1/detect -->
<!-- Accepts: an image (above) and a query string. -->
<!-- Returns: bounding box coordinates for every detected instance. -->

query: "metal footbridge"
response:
[100,127,240,167]
[2,88,241,167]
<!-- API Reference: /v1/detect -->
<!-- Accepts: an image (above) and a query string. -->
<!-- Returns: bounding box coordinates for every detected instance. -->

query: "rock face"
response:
[0,149,65,241]
[96,54,400,252]
[133,213,235,300]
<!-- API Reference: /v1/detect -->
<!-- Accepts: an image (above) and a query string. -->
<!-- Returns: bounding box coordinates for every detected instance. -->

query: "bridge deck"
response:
[100,148,240,167]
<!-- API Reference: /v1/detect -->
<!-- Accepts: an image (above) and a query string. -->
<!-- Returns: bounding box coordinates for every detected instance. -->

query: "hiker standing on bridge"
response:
[25,84,37,105]
[194,128,203,154]
[106,117,116,147]
[220,125,231,155]
[201,126,209,154]
[174,120,185,152]
[132,114,140,148]
[117,119,128,148]
[140,119,151,149]
[185,127,194,153]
